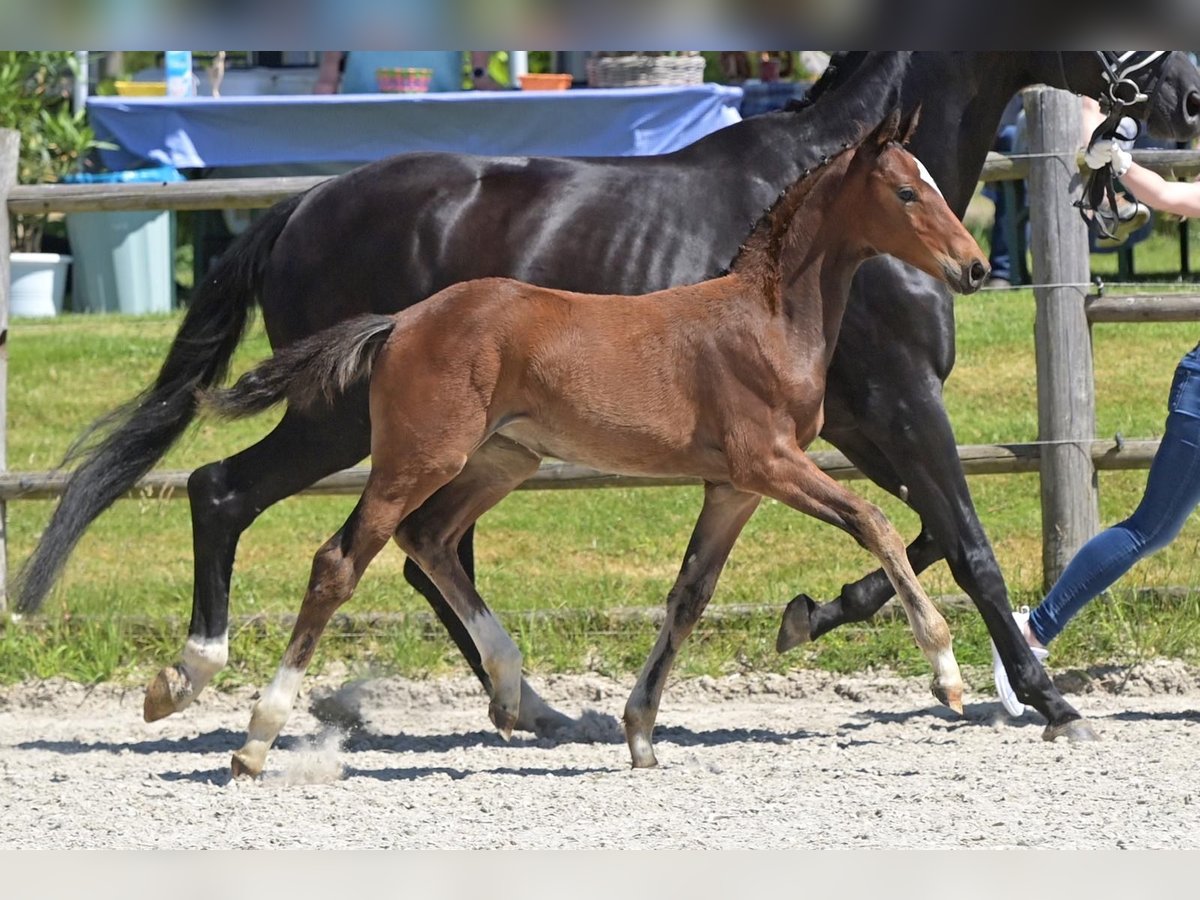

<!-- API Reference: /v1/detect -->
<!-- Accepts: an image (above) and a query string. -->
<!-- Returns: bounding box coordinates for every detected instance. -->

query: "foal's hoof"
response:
[625,732,659,769]
[143,665,191,723]
[932,679,964,716]
[489,698,519,741]
[776,593,817,652]
[230,750,264,780]
[1042,718,1100,743]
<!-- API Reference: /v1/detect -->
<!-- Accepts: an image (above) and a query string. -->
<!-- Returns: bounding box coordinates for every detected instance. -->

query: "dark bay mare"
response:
[17,52,1200,742]
[204,109,987,777]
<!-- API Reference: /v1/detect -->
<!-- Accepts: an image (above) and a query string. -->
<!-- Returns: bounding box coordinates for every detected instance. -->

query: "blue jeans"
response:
[984,125,1022,282]
[1029,345,1200,644]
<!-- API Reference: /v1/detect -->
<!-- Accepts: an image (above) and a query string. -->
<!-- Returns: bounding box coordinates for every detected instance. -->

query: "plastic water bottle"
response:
[165,51,194,97]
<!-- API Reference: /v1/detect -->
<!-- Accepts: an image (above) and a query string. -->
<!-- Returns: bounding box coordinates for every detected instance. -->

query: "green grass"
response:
[4,267,1200,688]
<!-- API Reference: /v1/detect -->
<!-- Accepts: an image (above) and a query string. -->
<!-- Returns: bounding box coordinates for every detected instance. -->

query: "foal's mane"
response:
[726,136,860,308]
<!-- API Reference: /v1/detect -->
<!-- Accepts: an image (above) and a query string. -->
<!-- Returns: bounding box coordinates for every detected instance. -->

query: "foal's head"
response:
[848,109,988,294]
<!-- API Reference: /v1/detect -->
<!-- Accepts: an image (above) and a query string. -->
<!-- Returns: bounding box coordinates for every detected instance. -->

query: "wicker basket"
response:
[586,54,706,88]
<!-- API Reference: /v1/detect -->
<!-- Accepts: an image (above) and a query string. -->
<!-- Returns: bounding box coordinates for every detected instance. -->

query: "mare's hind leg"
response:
[145,399,371,723]
[396,436,573,736]
[624,483,760,768]
[232,456,471,778]
[743,447,963,714]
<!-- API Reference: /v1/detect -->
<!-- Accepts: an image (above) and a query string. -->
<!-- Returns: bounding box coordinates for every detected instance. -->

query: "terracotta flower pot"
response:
[519,73,573,91]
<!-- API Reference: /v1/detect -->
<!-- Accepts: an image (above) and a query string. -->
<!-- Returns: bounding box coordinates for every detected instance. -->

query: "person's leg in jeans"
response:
[984,124,1018,284]
[1029,364,1200,645]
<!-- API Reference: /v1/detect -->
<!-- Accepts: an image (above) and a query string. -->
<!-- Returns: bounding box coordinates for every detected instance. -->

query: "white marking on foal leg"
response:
[929,645,964,713]
[467,613,522,738]
[914,156,945,198]
[232,665,305,778]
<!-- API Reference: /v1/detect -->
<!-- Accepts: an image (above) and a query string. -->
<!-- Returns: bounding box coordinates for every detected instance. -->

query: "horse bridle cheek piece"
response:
[1074,50,1170,238]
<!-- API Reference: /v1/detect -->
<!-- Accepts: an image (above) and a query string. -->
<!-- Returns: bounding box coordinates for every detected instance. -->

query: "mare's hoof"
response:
[144,666,190,723]
[1042,718,1099,742]
[932,680,964,716]
[230,751,263,780]
[514,682,575,737]
[489,698,518,741]
[776,594,817,652]
[521,707,575,738]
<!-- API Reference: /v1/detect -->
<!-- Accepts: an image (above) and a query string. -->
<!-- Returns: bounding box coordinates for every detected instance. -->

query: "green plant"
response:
[0,51,105,253]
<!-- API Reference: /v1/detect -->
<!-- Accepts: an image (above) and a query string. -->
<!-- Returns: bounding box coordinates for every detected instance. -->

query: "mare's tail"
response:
[202,315,397,419]
[14,194,305,615]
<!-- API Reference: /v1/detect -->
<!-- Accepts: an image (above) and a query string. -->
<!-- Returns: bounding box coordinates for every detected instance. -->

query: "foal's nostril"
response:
[969,260,988,287]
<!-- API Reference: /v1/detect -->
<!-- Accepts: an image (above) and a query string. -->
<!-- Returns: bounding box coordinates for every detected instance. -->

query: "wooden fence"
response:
[2,85,1200,609]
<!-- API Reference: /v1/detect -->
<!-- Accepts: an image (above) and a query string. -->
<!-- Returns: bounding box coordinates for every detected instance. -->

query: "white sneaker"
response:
[991,606,1049,717]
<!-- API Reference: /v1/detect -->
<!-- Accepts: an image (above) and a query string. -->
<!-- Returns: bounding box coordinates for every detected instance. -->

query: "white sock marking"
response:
[247,665,305,743]
[181,633,229,692]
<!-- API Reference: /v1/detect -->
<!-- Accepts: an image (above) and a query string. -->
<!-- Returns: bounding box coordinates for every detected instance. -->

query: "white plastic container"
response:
[10,252,72,317]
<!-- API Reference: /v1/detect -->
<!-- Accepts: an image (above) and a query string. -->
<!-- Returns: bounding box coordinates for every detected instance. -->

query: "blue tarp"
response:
[63,165,185,184]
[87,85,745,170]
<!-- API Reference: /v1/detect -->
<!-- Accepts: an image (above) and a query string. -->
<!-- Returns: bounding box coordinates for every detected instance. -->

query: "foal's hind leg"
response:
[395,436,571,735]
[231,460,465,778]
[624,483,761,768]
[743,448,963,714]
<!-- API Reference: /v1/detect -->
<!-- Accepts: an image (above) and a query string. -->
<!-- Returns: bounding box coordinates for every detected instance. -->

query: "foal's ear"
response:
[872,108,902,148]
[899,105,922,145]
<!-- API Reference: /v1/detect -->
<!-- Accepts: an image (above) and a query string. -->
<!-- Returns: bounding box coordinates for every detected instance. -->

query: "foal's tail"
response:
[202,315,398,419]
[14,193,305,615]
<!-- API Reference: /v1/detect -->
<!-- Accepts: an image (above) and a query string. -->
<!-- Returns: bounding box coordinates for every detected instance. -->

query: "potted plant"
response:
[1,51,104,315]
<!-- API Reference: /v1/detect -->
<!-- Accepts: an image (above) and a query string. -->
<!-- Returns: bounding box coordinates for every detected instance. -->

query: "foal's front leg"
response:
[743,448,963,714]
[624,483,761,768]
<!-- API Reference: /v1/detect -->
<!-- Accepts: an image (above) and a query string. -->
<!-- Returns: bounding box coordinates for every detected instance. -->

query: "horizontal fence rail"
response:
[1086,293,1200,323]
[7,149,1200,216]
[0,439,1164,502]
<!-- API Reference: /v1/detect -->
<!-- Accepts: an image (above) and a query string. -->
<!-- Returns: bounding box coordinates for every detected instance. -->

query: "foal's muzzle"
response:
[948,258,988,295]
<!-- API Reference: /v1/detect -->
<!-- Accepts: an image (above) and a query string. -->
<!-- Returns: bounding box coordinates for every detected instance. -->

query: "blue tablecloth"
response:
[87,85,745,170]
[738,81,812,118]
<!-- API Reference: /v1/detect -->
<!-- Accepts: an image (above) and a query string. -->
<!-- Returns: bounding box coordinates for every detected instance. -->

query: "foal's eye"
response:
[898,186,918,203]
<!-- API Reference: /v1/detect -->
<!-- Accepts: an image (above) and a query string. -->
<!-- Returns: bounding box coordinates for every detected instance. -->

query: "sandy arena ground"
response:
[2,661,1199,849]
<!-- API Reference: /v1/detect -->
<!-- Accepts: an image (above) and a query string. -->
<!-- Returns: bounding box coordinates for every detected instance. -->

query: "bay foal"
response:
[207,109,987,776]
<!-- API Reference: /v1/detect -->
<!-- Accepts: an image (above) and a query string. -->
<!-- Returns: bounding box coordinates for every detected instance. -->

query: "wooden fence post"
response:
[1024,87,1099,589]
[0,129,17,612]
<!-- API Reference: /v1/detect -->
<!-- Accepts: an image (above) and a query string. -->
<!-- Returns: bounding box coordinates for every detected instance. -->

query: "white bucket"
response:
[9,252,72,318]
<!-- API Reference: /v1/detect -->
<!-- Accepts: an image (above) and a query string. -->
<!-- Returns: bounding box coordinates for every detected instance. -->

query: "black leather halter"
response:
[1075,51,1171,238]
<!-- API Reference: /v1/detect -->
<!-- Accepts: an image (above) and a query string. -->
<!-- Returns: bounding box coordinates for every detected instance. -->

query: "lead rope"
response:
[1076,51,1170,239]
